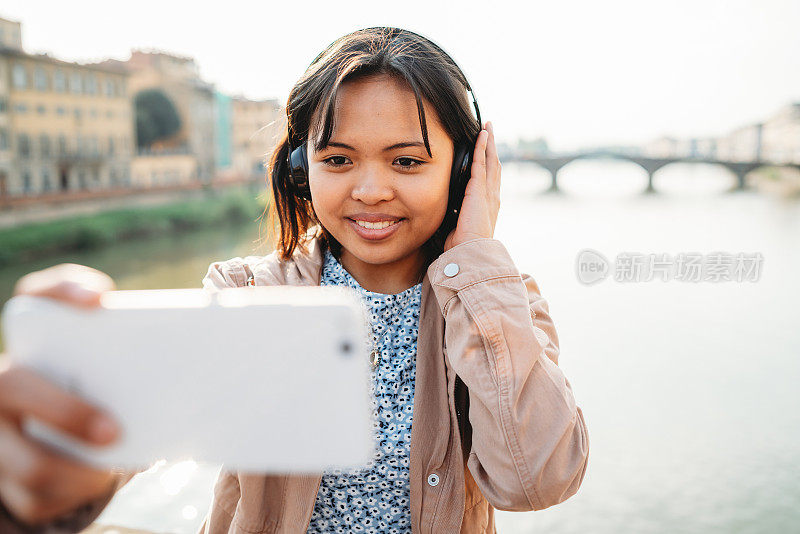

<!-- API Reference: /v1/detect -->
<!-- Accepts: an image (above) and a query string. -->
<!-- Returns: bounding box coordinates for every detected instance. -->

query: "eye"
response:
[394,157,423,170]
[322,155,350,167]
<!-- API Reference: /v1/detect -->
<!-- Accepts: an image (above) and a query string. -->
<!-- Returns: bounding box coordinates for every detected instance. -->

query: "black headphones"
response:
[286,29,482,228]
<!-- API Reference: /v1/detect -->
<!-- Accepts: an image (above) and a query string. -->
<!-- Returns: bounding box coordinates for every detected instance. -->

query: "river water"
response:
[1,160,798,533]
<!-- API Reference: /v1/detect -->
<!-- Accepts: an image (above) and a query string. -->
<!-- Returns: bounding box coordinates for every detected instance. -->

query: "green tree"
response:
[134,89,182,148]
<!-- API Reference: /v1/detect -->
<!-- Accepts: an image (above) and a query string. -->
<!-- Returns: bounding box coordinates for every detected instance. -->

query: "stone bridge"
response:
[505,151,800,193]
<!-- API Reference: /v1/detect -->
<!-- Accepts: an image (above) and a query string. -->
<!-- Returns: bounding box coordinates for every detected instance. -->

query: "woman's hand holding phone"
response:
[0,264,121,526]
[444,121,502,253]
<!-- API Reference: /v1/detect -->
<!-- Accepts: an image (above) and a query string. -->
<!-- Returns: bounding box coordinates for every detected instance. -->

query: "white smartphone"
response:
[1,286,375,474]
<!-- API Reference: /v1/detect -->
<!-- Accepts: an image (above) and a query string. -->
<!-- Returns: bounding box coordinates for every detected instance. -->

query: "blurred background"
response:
[0,1,798,532]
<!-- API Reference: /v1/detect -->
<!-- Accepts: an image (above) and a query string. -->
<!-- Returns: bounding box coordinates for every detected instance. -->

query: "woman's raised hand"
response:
[443,121,502,253]
[0,264,121,526]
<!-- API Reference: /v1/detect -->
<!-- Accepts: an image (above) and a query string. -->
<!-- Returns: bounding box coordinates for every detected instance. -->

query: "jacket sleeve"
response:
[0,470,137,533]
[202,257,250,293]
[427,237,589,512]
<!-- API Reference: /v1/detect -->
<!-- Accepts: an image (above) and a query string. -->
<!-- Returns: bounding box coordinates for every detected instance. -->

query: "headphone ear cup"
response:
[288,144,312,200]
[449,144,471,214]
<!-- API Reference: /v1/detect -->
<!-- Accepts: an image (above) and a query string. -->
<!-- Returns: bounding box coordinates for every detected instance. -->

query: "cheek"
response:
[309,175,346,219]
[401,174,450,219]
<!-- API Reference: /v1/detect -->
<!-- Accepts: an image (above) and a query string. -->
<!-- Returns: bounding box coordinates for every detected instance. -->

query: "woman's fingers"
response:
[0,263,121,525]
[0,471,116,526]
[0,476,78,526]
[485,122,501,193]
[470,126,490,190]
[0,418,115,501]
[13,263,115,309]
[0,364,120,524]
[0,363,119,446]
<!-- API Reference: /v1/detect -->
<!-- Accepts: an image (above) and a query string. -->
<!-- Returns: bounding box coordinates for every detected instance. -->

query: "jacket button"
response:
[427,473,440,487]
[443,263,459,277]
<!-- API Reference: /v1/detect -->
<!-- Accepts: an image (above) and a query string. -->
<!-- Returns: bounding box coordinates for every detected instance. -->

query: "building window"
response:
[17,134,31,158]
[13,103,27,114]
[89,137,98,155]
[78,169,87,189]
[40,134,51,157]
[54,69,66,92]
[90,108,98,118]
[0,98,6,112]
[34,67,48,91]
[70,71,82,94]
[42,168,52,192]
[58,135,68,155]
[56,106,66,116]
[74,108,82,120]
[105,79,115,97]
[106,109,114,118]
[12,64,27,89]
[0,129,8,150]
[84,73,97,95]
[108,136,115,155]
[37,104,46,115]
[22,169,32,194]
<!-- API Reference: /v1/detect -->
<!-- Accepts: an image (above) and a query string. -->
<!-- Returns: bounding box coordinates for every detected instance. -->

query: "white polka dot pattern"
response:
[306,248,422,534]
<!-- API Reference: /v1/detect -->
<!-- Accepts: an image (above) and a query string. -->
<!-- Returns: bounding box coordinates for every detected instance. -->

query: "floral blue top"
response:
[306,247,423,534]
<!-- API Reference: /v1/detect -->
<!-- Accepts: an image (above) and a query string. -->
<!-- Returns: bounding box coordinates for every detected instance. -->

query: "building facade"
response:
[716,123,763,162]
[131,150,198,188]
[214,91,232,171]
[123,50,216,182]
[0,16,134,198]
[231,96,284,179]
[761,103,800,164]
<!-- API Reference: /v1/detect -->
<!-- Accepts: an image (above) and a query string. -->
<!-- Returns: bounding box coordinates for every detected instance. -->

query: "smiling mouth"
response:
[348,218,404,229]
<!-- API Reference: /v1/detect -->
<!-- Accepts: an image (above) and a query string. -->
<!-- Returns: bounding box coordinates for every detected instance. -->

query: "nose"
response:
[350,163,395,204]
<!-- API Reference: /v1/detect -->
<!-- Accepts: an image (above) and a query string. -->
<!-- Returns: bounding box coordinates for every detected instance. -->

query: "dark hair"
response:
[263,27,481,271]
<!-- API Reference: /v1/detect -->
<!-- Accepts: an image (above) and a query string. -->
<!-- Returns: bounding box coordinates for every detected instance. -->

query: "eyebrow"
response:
[325,140,427,152]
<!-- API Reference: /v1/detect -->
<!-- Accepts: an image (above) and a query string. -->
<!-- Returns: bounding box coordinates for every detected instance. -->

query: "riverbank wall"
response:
[0,181,271,267]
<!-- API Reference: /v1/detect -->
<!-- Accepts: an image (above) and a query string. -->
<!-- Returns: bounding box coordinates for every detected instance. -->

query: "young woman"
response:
[0,27,589,533]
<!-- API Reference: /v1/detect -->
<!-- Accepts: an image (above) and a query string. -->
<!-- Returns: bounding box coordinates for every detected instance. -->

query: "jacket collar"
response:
[285,225,435,306]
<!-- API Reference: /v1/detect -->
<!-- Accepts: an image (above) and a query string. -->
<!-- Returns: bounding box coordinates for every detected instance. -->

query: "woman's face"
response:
[307,73,453,280]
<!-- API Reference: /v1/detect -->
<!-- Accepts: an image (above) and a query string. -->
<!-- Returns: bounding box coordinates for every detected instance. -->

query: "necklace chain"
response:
[365,287,418,369]
[326,250,420,370]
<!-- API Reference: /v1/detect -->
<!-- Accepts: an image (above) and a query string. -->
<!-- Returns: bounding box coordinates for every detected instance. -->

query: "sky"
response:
[2,0,799,151]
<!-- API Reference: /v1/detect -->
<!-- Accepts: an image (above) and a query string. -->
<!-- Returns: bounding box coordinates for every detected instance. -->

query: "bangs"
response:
[310,66,434,158]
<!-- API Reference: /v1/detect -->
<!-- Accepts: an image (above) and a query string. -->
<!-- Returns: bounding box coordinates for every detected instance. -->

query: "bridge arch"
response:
[647,160,746,192]
[549,154,652,194]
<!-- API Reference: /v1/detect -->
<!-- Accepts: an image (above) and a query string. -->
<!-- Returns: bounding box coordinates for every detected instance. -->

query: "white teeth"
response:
[354,219,399,230]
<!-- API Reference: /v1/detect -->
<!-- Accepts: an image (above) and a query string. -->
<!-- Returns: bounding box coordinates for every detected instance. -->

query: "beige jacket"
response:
[0,233,589,533]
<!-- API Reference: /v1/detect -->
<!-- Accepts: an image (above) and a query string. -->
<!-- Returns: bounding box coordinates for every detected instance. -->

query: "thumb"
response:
[13,264,116,309]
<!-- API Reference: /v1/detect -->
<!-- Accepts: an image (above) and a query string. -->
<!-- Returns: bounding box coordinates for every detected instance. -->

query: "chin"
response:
[345,243,402,263]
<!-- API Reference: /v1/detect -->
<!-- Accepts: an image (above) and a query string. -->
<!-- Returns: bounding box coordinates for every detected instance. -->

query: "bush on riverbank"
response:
[0,189,270,267]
